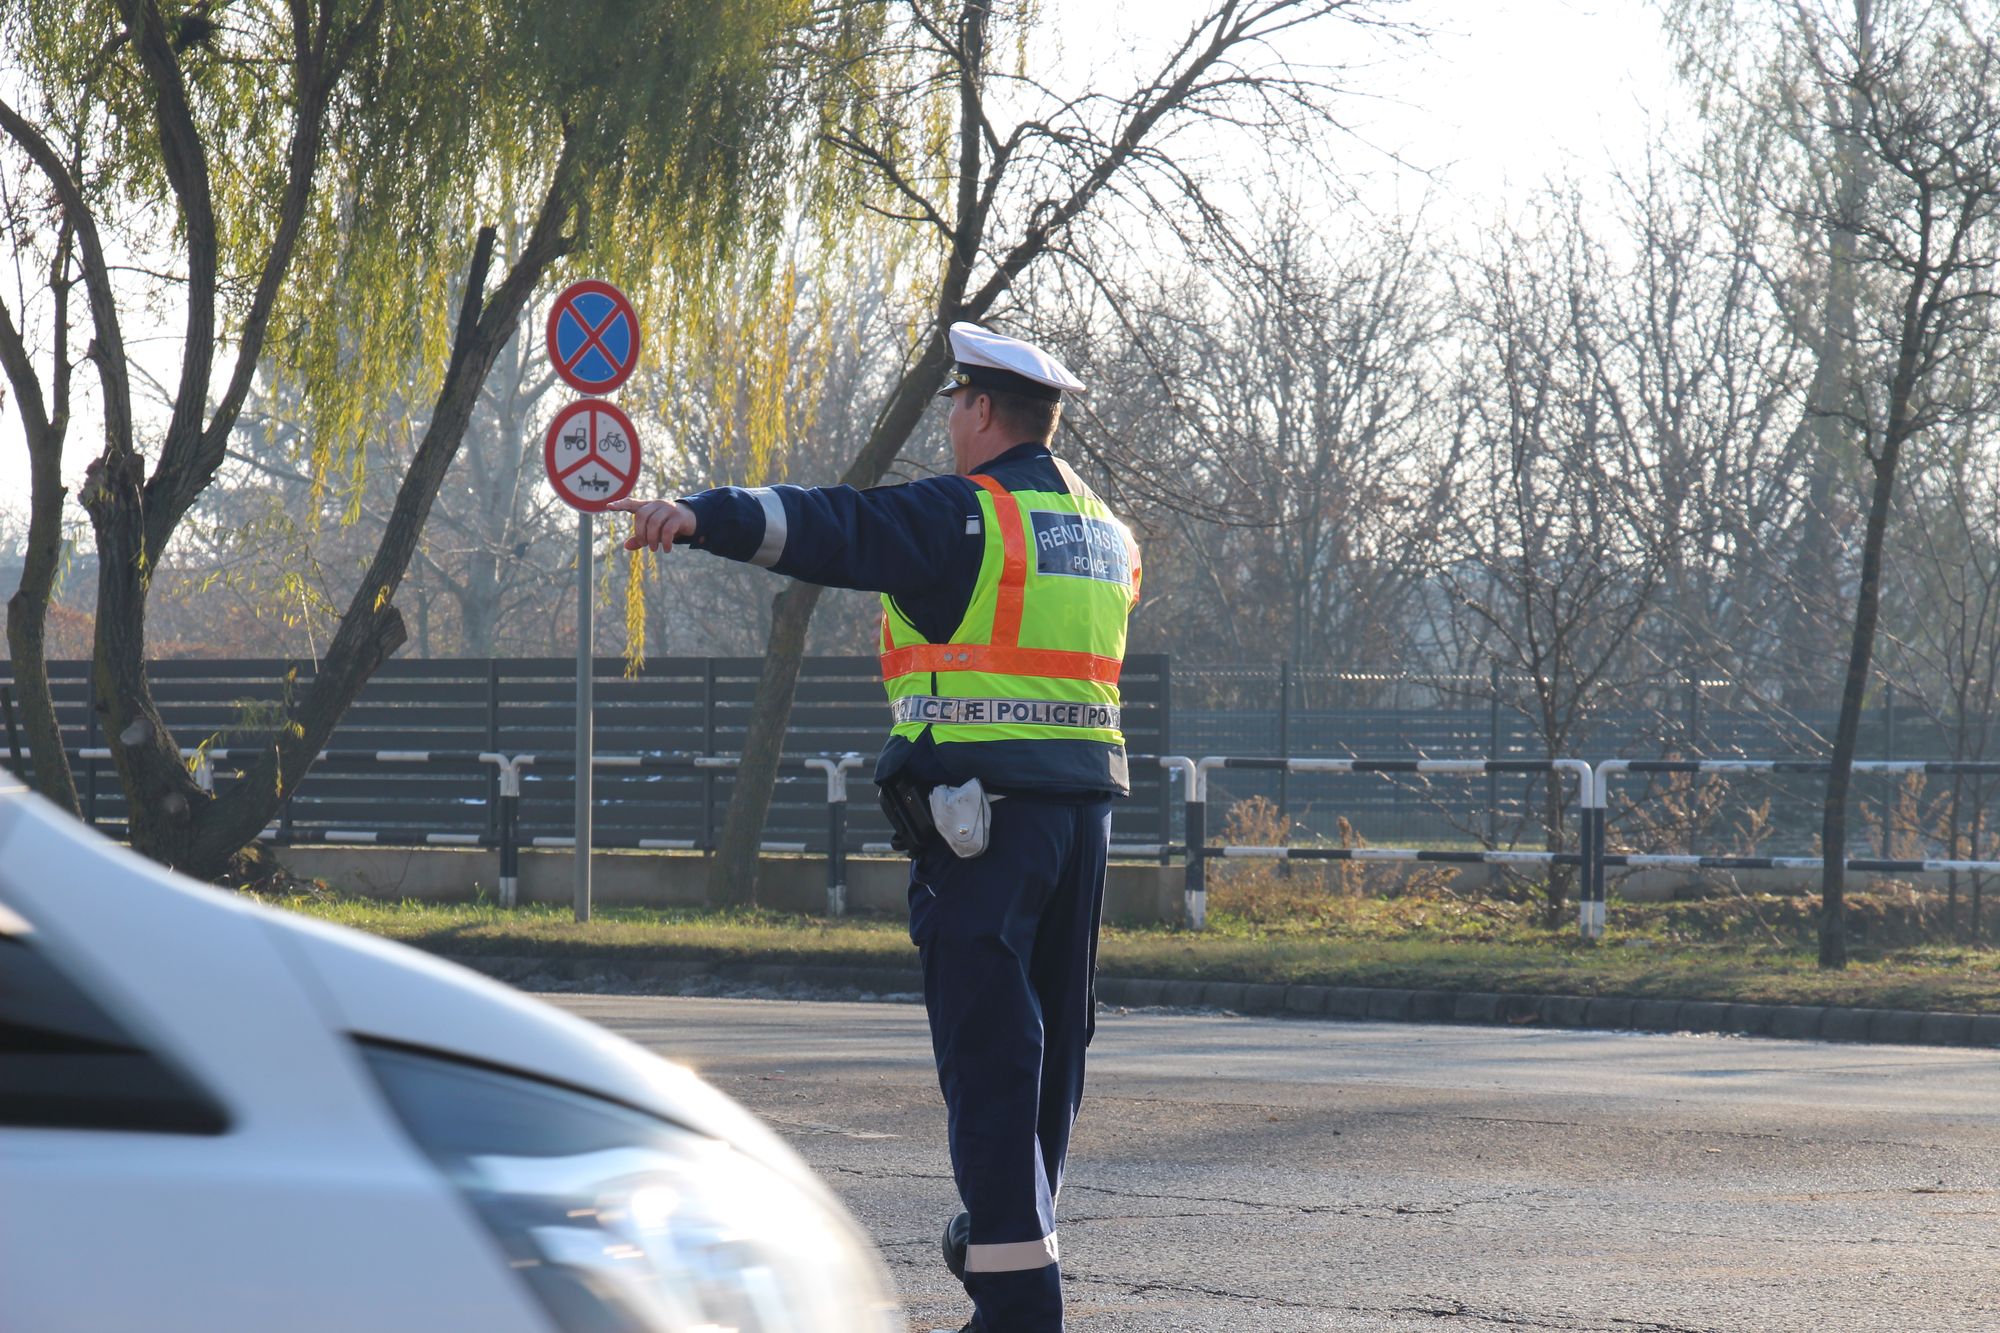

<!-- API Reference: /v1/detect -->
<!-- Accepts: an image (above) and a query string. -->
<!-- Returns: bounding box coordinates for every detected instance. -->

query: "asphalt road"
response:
[550,995,2000,1332]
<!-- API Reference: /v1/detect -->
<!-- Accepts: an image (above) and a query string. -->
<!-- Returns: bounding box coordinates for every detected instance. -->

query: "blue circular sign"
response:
[546,279,640,394]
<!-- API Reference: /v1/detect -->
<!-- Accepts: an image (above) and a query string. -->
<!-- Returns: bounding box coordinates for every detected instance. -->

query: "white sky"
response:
[0,0,1685,533]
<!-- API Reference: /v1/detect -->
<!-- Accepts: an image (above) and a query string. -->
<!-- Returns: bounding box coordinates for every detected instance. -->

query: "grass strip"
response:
[259,887,2000,1015]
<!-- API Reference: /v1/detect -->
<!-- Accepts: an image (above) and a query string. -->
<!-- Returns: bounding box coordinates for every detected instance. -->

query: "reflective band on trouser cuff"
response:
[966,1234,1060,1273]
[892,695,1121,730]
[880,643,1124,684]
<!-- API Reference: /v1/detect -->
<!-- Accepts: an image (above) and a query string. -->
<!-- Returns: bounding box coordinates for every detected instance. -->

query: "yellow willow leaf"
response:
[623,545,651,678]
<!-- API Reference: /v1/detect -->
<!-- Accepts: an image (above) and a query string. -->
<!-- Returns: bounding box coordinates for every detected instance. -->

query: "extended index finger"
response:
[603,498,648,514]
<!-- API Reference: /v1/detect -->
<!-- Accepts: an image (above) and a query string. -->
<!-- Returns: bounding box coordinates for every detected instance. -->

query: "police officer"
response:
[612,321,1139,1332]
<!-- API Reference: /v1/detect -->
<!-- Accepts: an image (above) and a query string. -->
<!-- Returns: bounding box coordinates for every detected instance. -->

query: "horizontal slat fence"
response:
[1173,665,1984,857]
[0,655,1174,854]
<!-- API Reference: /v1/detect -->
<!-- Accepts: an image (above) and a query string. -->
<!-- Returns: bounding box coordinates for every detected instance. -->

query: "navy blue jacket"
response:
[678,443,1129,797]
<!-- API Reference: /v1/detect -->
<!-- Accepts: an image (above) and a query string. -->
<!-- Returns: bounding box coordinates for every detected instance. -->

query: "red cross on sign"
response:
[544,400,641,512]
[546,279,641,395]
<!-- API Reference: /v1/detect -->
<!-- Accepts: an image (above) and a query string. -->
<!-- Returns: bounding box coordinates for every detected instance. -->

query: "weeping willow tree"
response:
[0,0,817,876]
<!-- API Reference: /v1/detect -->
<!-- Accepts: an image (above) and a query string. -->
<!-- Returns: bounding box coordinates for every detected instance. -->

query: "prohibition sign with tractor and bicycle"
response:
[543,398,641,512]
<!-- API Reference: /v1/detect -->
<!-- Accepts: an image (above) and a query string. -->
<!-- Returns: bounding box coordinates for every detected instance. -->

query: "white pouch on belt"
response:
[929,778,994,858]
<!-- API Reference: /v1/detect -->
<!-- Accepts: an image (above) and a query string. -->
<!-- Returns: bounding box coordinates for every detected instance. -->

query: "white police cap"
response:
[936,321,1087,403]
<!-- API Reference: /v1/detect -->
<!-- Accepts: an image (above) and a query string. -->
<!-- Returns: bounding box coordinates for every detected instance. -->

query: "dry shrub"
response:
[1613,768,1733,855]
[1209,796,1453,925]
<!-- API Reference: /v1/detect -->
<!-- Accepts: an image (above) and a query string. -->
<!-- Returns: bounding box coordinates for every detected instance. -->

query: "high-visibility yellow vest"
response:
[879,457,1140,792]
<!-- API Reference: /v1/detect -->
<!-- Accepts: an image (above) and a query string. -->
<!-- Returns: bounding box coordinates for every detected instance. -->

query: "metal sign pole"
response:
[575,511,593,922]
[544,275,642,928]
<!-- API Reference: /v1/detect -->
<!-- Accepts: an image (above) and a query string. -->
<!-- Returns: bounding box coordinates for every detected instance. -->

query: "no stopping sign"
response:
[546,280,641,395]
[544,400,641,512]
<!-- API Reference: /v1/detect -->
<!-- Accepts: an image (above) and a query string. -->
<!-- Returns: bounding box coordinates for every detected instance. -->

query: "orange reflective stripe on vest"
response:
[879,642,1125,684]
[877,452,1136,764]
[967,473,1027,646]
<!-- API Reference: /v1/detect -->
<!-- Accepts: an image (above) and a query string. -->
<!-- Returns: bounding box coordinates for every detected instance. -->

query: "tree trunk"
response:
[4,420,79,815]
[1783,3,1872,715]
[0,227,79,814]
[1783,248,1861,710]
[709,579,825,903]
[82,446,210,870]
[2,589,75,812]
[1814,0,1883,971]
[90,189,570,878]
[708,328,954,903]
[1820,443,1905,968]
[179,219,570,876]
[460,564,500,657]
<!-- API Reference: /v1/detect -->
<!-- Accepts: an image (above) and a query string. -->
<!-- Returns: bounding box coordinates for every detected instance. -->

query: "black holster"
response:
[878,776,937,856]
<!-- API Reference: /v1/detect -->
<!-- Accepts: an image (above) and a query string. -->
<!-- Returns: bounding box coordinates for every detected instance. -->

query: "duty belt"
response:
[891,695,1121,731]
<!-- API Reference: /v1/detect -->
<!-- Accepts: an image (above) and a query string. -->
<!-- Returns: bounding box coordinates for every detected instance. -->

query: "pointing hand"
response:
[606,497,697,552]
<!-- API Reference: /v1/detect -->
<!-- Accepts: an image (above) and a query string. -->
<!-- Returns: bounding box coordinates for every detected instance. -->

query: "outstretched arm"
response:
[608,476,979,599]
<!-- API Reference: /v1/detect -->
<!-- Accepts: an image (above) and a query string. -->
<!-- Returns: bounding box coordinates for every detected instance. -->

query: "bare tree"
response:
[712,0,1421,902]
[0,113,80,809]
[1156,209,1449,669]
[1878,353,2000,936]
[1605,153,1816,714]
[1435,198,1673,923]
[1793,3,2000,966]
[1662,1,2000,964]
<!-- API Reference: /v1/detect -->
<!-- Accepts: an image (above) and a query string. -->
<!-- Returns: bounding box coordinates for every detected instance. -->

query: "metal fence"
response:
[1172,665,1987,860]
[9,656,2000,870]
[0,655,1175,854]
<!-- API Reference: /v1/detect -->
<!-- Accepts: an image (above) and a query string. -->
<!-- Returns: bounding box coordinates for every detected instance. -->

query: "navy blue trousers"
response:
[908,795,1111,1333]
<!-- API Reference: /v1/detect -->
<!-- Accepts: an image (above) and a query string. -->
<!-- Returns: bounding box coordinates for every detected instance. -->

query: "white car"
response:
[0,773,902,1332]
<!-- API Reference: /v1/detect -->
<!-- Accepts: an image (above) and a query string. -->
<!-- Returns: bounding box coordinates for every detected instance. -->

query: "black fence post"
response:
[1580,766,1606,941]
[827,771,848,917]
[496,758,521,908]
[1277,660,1291,827]
[1882,682,1896,858]
[1275,661,1292,877]
[485,659,501,845]
[85,672,98,827]
[702,659,718,852]
[1184,777,1207,930]
[2,685,19,779]
[1487,663,1501,848]
[1158,657,1174,865]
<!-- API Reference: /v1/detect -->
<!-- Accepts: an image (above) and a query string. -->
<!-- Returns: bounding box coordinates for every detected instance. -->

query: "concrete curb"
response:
[440,953,927,999]
[429,952,2000,1050]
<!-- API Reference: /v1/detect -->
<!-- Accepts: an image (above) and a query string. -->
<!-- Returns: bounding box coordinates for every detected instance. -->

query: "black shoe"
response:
[941,1210,970,1283]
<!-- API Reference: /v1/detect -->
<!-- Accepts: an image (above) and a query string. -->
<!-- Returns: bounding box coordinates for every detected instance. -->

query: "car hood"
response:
[0,782,819,1195]
[255,907,819,1184]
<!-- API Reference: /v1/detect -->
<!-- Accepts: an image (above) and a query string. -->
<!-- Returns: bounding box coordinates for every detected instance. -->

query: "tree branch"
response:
[156,0,387,567]
[0,97,134,461]
[117,0,219,472]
